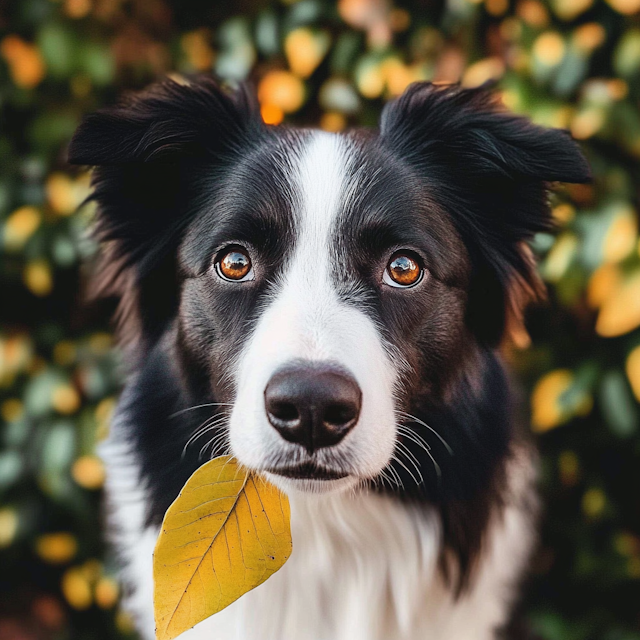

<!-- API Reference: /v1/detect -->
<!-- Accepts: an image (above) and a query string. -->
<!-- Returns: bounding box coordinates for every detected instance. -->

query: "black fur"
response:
[69,77,590,593]
[380,82,591,344]
[69,77,266,349]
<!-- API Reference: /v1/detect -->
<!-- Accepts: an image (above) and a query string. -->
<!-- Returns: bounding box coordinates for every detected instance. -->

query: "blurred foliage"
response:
[0,0,640,638]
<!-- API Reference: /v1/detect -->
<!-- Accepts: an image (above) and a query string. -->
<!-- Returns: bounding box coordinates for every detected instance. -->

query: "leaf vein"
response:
[160,469,249,637]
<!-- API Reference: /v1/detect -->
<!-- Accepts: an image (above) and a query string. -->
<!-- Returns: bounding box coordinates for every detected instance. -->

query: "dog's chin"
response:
[263,471,360,495]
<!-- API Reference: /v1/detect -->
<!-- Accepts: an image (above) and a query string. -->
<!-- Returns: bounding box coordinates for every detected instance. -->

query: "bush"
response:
[1,0,639,637]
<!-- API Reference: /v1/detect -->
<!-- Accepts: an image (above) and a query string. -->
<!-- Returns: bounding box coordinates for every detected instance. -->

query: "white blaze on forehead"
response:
[229,131,398,484]
[284,132,353,358]
[296,131,351,262]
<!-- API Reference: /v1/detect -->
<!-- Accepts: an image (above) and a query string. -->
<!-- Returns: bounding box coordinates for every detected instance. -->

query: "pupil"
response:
[222,252,249,278]
[389,253,420,285]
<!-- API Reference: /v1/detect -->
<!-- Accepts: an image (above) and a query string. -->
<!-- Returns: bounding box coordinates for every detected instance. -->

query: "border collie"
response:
[68,76,590,640]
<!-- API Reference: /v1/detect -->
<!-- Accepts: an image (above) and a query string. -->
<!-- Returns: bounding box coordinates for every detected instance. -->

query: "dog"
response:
[68,76,590,640]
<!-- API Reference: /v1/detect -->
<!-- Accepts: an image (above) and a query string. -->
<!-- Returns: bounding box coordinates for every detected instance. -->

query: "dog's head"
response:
[69,77,589,496]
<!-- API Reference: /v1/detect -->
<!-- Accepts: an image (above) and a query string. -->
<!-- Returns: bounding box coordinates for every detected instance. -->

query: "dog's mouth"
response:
[265,461,349,481]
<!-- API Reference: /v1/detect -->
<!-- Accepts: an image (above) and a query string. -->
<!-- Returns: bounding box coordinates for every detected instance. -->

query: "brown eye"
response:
[216,247,253,281]
[384,252,423,288]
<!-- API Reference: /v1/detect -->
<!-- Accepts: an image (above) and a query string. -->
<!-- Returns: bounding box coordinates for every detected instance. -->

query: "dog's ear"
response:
[68,76,262,349]
[380,82,591,345]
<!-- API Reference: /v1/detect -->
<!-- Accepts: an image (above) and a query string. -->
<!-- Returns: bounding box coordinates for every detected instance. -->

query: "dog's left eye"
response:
[215,247,254,282]
[383,251,424,288]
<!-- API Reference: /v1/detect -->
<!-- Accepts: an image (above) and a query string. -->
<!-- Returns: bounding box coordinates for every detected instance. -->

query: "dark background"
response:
[1,0,640,638]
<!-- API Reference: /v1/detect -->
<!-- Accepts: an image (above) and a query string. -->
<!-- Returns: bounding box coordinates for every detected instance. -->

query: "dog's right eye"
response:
[384,251,424,288]
[215,247,254,282]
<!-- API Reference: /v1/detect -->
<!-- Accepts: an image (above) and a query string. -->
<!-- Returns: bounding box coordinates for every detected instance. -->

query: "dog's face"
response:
[69,78,590,497]
[178,131,470,493]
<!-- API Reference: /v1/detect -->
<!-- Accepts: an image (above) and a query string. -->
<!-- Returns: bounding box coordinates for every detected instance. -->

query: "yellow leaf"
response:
[587,263,621,308]
[284,28,329,79]
[596,270,640,337]
[544,232,578,282]
[531,369,574,431]
[518,0,550,26]
[51,384,81,415]
[0,36,46,88]
[95,577,119,609]
[181,30,214,72]
[533,32,566,67]
[626,345,640,402]
[61,567,92,610]
[24,259,53,297]
[0,508,18,548]
[36,532,78,564]
[462,57,505,88]
[72,455,106,490]
[582,487,606,519]
[153,456,291,640]
[3,206,41,249]
[257,71,304,114]
[605,0,640,15]
[551,0,593,21]
[356,62,385,99]
[602,205,637,264]
[321,111,347,132]
[46,172,91,217]
[260,103,284,125]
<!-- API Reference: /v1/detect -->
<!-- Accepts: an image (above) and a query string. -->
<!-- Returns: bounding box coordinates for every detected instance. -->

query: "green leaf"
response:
[599,370,638,437]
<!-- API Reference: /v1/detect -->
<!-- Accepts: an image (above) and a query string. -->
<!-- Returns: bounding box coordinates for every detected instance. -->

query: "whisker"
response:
[170,403,233,419]
[396,425,432,455]
[426,448,442,483]
[347,478,361,499]
[396,424,442,484]
[395,438,423,473]
[192,414,228,437]
[395,411,453,456]
[391,453,419,487]
[199,431,230,460]
[375,468,396,490]
[217,451,240,478]
[395,442,424,487]
[388,464,404,490]
[181,416,228,459]
[199,427,230,458]
[183,414,226,444]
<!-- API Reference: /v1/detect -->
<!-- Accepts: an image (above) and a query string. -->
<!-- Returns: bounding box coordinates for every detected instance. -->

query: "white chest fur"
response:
[103,430,536,640]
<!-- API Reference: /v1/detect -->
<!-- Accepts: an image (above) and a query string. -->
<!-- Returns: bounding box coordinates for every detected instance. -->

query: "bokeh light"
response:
[1,0,639,637]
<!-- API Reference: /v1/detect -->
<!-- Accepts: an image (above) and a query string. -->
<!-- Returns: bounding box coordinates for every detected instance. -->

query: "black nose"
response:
[264,363,362,453]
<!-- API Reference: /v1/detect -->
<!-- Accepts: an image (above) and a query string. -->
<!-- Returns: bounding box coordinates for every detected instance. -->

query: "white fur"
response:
[98,387,156,634]
[102,421,537,640]
[229,132,399,487]
[100,130,538,640]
